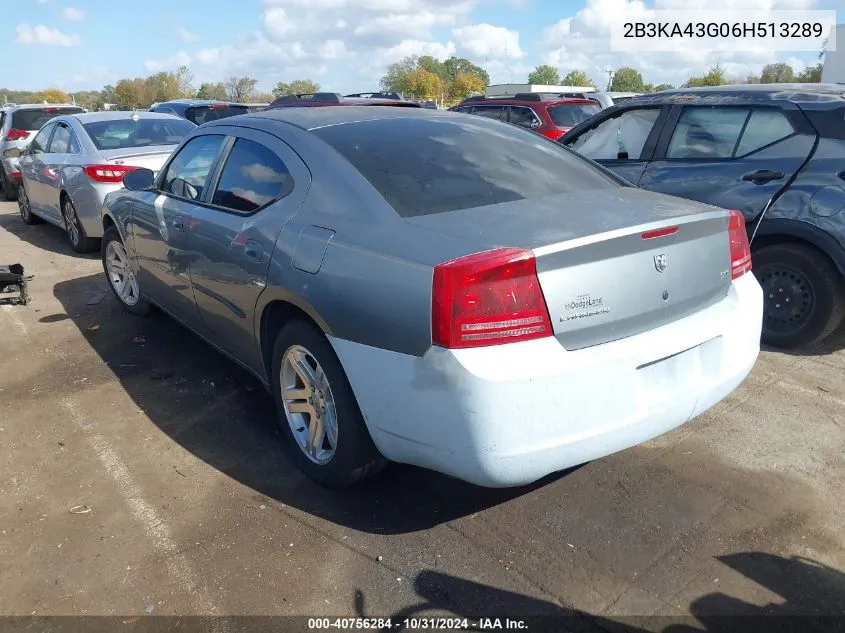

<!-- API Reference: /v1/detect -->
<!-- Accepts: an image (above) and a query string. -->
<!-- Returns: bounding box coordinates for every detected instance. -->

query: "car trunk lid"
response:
[98,146,176,174]
[406,187,733,350]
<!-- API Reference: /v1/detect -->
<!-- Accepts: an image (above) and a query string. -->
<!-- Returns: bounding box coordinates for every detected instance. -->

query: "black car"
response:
[560,83,845,349]
[151,100,249,125]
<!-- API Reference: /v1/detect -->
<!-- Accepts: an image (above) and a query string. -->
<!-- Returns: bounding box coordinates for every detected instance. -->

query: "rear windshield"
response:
[313,115,622,218]
[548,104,600,127]
[83,118,196,150]
[185,105,248,125]
[12,107,84,131]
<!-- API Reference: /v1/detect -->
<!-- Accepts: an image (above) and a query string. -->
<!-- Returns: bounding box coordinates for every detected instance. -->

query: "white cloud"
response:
[452,23,525,60]
[62,7,86,21]
[15,23,80,46]
[144,51,192,72]
[538,0,826,87]
[264,7,295,38]
[318,39,351,60]
[179,28,199,43]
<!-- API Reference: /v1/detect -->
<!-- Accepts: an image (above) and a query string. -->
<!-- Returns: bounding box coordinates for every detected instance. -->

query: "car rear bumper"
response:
[330,272,763,487]
[74,182,120,238]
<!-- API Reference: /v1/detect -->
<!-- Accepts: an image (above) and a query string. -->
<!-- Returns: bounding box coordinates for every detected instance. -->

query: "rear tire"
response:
[753,243,845,349]
[63,195,99,253]
[17,185,41,225]
[271,319,386,488]
[101,225,151,317]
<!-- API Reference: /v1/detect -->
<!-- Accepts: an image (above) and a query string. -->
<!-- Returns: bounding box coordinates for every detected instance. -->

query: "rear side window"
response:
[11,107,83,131]
[509,106,540,129]
[735,108,794,156]
[547,104,600,127]
[83,118,195,150]
[211,138,293,213]
[666,107,749,159]
[471,105,506,121]
[48,124,73,153]
[314,116,623,218]
[185,106,248,125]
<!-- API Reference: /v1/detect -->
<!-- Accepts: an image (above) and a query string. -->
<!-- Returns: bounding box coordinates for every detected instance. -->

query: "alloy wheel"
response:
[280,345,338,465]
[64,199,81,247]
[105,240,140,307]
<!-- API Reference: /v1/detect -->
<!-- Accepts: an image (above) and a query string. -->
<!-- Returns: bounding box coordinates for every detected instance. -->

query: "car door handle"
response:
[742,169,784,183]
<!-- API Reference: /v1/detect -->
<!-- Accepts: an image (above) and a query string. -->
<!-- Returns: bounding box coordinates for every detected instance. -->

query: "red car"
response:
[267,92,421,109]
[449,93,600,140]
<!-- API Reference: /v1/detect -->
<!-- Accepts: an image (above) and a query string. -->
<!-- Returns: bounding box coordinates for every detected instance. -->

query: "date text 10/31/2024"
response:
[307,617,529,630]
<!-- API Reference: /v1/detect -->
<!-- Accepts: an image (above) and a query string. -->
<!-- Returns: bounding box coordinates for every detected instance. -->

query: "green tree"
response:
[272,79,320,98]
[404,68,441,100]
[797,63,822,83]
[114,79,142,109]
[528,64,560,85]
[146,72,181,102]
[685,65,726,87]
[224,76,258,101]
[609,67,645,92]
[650,83,674,92]
[380,55,420,94]
[176,65,195,98]
[442,56,489,86]
[561,70,595,88]
[760,62,794,83]
[196,82,228,100]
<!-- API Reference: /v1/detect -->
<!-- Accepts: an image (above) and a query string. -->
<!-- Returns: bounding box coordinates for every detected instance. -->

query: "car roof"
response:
[456,95,596,107]
[622,83,845,109]
[211,105,449,131]
[5,103,84,111]
[156,99,247,106]
[69,111,189,123]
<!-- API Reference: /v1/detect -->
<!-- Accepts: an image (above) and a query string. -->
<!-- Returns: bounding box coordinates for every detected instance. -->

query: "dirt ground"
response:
[1,199,843,631]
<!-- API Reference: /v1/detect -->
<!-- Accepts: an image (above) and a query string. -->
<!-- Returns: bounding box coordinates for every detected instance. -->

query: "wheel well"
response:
[752,233,844,280]
[59,190,69,215]
[102,214,115,231]
[259,300,322,379]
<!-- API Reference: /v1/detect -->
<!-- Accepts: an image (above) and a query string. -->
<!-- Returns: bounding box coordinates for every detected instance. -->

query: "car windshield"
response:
[83,118,196,150]
[548,104,601,127]
[314,115,622,218]
[12,107,83,131]
[184,105,248,124]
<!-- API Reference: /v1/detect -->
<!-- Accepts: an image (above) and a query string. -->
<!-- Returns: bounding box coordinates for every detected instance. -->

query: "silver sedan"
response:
[13,111,196,252]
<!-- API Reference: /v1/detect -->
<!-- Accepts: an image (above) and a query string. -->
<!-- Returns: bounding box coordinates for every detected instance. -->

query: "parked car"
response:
[557,91,616,109]
[12,111,195,252]
[606,91,644,104]
[560,83,845,349]
[151,99,249,124]
[449,93,601,140]
[1,103,84,200]
[268,92,422,109]
[100,106,762,488]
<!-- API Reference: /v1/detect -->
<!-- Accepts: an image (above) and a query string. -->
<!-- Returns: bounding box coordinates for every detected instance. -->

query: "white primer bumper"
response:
[330,273,763,487]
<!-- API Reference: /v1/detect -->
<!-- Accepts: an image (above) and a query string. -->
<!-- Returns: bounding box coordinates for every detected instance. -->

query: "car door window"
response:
[48,123,72,154]
[666,107,750,159]
[29,124,55,155]
[568,108,661,160]
[509,106,540,129]
[211,138,293,214]
[471,105,506,121]
[160,134,225,201]
[735,108,795,156]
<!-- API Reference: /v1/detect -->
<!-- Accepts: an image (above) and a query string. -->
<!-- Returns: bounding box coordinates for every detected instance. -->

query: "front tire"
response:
[754,243,845,349]
[18,185,42,225]
[101,225,150,317]
[271,319,386,487]
[2,168,18,201]
[63,195,99,253]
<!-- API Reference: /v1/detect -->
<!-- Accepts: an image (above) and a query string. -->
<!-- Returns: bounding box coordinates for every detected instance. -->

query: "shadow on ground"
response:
[54,272,575,535]
[0,201,98,259]
[356,553,845,632]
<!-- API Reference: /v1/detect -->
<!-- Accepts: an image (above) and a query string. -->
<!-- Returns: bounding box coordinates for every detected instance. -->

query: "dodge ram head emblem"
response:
[654,253,667,273]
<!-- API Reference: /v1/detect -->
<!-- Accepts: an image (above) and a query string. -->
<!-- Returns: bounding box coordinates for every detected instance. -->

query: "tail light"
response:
[83,164,139,183]
[728,210,752,279]
[10,171,21,181]
[210,103,228,109]
[539,128,565,141]
[432,248,553,349]
[4,129,30,141]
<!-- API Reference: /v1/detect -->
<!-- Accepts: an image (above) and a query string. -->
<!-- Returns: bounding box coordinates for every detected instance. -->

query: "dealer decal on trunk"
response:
[561,293,610,322]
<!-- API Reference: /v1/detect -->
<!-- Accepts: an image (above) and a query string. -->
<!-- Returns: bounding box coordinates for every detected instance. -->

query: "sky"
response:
[4,0,842,95]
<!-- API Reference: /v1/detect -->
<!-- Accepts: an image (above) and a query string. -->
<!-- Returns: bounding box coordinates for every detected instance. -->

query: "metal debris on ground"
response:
[69,505,92,514]
[0,263,33,306]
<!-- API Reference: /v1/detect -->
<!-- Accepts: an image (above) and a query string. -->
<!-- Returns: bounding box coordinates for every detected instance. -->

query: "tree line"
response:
[0,67,323,111]
[379,55,490,105]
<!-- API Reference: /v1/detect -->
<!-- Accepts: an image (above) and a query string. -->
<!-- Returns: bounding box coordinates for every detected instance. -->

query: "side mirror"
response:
[123,167,155,191]
[4,148,22,158]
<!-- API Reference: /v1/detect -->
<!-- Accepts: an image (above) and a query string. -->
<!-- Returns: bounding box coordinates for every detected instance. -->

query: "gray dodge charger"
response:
[100,106,763,488]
